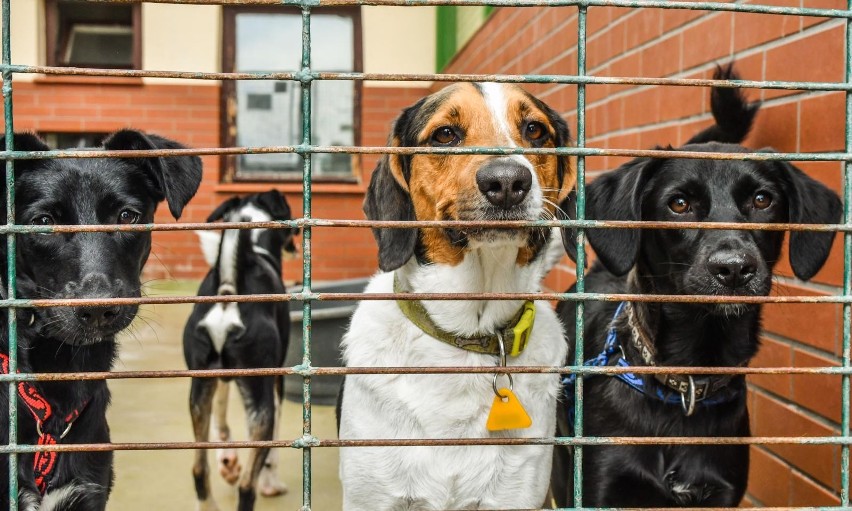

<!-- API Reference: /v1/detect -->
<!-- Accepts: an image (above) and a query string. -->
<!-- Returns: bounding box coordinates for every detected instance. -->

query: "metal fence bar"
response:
[572,3,588,507]
[8,145,852,161]
[7,65,852,92]
[300,5,315,510]
[842,0,852,505]
[1,1,850,509]
[2,0,18,507]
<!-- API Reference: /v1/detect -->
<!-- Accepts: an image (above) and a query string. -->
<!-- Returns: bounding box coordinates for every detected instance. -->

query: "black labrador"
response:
[551,65,842,507]
[0,130,202,511]
[183,190,298,511]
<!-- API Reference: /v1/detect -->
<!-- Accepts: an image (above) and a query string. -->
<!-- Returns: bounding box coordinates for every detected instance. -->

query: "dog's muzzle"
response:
[476,159,532,210]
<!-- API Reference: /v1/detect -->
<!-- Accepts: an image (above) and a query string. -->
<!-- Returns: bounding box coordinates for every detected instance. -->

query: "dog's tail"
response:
[685,63,761,145]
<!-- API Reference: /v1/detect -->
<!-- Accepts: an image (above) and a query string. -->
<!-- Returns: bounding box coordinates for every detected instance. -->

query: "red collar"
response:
[0,352,90,495]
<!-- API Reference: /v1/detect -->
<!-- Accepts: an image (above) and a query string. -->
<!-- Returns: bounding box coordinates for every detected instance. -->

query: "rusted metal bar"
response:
[3,218,852,235]
[1,364,850,384]
[1,435,850,456]
[4,64,852,91]
[1,291,850,309]
[4,145,852,161]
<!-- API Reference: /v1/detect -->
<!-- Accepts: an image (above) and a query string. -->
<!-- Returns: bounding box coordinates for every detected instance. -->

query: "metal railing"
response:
[1,0,851,509]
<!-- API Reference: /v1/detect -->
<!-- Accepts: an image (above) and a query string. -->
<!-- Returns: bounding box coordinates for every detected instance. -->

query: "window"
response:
[40,132,107,150]
[45,0,141,69]
[222,7,362,182]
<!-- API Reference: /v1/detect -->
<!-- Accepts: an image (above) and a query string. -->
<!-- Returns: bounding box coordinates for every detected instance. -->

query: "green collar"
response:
[393,275,536,356]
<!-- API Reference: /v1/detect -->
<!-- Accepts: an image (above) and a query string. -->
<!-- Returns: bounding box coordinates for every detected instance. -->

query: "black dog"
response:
[183,190,298,511]
[551,66,842,507]
[0,130,202,510]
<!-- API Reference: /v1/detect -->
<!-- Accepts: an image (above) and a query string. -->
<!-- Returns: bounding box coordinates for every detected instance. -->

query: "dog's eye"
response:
[431,126,460,146]
[524,121,547,142]
[753,192,772,210]
[668,196,691,214]
[118,210,141,225]
[31,215,54,226]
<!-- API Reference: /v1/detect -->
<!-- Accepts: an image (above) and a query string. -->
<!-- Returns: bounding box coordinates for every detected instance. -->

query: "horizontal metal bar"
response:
[4,65,852,91]
[88,0,852,19]
[0,364,849,384]
[0,436,849,455]
[3,145,852,162]
[2,219,851,235]
[3,291,852,308]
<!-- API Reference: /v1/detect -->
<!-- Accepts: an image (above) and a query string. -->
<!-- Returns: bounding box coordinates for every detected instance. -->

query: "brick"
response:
[747,446,792,506]
[751,390,840,490]
[791,348,842,423]
[763,282,840,355]
[733,8,800,52]
[799,92,845,152]
[745,100,799,152]
[790,469,841,507]
[765,24,844,86]
[639,33,683,78]
[681,13,734,72]
[749,335,793,399]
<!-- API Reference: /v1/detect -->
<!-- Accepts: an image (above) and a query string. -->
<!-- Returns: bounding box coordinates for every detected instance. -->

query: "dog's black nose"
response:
[707,252,758,288]
[476,160,532,209]
[75,305,121,329]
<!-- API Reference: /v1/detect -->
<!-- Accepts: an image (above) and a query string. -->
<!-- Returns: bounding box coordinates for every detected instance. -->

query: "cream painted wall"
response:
[142,4,220,85]
[1,0,41,81]
[362,7,435,88]
[1,4,434,87]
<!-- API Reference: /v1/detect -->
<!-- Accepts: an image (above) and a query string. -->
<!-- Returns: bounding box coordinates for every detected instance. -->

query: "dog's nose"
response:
[707,251,758,288]
[476,161,532,209]
[75,305,122,329]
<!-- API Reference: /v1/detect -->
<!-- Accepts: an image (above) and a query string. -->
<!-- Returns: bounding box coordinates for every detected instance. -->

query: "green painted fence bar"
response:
[2,0,852,509]
[2,0,18,507]
[572,4,588,508]
[300,5,315,509]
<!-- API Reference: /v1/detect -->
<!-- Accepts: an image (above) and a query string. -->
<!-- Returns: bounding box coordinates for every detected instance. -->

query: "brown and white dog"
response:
[337,83,574,510]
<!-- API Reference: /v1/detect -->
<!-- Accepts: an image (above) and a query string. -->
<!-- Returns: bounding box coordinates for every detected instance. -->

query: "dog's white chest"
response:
[338,271,567,510]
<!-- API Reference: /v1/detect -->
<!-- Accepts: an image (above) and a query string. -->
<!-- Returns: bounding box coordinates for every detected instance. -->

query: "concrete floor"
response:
[106,281,342,510]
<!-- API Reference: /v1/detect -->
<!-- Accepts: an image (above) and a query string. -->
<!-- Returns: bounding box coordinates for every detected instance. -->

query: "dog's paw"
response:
[258,466,288,497]
[217,448,241,485]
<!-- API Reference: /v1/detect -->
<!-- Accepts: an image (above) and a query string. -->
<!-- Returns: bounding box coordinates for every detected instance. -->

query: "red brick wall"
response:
[3,79,427,284]
[444,4,847,507]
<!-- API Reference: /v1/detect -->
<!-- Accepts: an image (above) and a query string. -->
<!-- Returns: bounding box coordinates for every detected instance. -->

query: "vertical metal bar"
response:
[572,3,588,509]
[299,5,313,511]
[841,1,852,505]
[2,0,17,509]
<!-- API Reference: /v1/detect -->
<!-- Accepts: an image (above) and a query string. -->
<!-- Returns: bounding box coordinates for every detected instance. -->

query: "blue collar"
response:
[562,302,743,419]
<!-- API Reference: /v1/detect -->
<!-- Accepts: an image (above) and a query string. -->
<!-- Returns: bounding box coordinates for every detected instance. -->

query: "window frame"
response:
[221,5,363,183]
[44,0,142,70]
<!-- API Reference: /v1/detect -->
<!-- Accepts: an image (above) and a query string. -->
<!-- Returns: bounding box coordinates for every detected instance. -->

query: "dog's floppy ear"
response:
[583,158,657,276]
[527,93,574,189]
[256,189,293,221]
[103,129,203,219]
[363,102,423,272]
[0,133,50,173]
[363,154,416,272]
[768,154,843,280]
[557,189,579,263]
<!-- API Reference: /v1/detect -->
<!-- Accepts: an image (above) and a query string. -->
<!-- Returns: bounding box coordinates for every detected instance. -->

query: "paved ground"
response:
[106,281,342,510]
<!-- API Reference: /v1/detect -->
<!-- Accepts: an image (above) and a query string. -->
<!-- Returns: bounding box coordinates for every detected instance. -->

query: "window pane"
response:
[233,11,356,179]
[66,25,133,67]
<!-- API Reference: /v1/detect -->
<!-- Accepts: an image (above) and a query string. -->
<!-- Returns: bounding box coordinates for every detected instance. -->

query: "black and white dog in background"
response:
[0,130,202,511]
[183,190,299,511]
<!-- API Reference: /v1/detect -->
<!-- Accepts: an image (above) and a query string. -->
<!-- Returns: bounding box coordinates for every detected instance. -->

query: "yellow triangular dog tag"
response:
[486,388,532,431]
